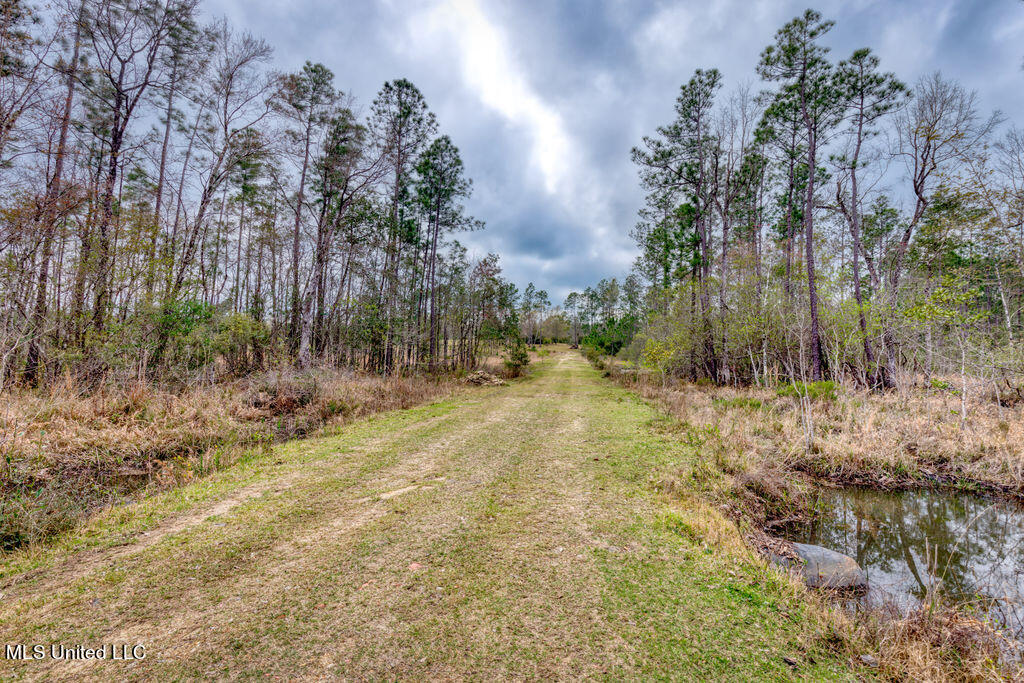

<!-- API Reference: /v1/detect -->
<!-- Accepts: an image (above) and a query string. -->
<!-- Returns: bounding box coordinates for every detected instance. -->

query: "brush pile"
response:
[464,371,505,386]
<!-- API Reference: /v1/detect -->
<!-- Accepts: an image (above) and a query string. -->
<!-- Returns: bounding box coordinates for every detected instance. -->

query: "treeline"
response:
[512,277,641,354]
[0,0,522,387]
[603,9,1024,389]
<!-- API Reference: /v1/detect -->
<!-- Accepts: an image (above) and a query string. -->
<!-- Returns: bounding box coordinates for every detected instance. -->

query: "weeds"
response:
[777,380,838,401]
[606,363,1024,498]
[0,369,459,550]
[854,602,1022,681]
[711,396,764,410]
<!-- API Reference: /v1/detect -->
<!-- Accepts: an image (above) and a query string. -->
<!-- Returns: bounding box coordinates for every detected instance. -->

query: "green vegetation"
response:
[711,396,765,411]
[557,9,1024,400]
[776,381,838,402]
[0,352,858,680]
[582,315,637,356]
[502,334,530,376]
[1,1,528,386]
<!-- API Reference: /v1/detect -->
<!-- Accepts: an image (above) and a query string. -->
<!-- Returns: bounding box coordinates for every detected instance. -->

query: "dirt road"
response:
[0,352,852,680]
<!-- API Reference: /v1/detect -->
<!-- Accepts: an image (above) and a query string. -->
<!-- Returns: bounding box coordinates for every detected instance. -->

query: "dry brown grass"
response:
[0,368,459,550]
[783,591,1024,682]
[611,365,1024,499]
[854,602,1024,681]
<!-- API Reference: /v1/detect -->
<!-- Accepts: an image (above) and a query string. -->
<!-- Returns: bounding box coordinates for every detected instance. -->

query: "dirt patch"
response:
[379,485,420,500]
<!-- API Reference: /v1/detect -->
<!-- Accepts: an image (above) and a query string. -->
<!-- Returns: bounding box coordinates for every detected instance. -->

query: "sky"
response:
[202,0,1024,304]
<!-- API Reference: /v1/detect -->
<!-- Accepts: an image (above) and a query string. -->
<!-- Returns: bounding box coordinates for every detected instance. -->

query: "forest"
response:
[0,0,524,387]
[568,10,1024,399]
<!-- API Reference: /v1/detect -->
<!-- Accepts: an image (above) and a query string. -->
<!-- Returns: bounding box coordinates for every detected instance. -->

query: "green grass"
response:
[0,353,857,681]
[712,396,766,411]
[776,380,838,402]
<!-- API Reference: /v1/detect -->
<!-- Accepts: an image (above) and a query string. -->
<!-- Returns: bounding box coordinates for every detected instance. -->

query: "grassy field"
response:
[0,351,856,680]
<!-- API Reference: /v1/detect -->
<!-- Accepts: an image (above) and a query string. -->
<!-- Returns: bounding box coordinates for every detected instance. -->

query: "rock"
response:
[792,543,867,590]
[770,542,867,591]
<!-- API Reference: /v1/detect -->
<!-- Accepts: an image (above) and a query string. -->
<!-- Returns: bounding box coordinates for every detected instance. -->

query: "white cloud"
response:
[413,0,574,197]
[397,0,635,298]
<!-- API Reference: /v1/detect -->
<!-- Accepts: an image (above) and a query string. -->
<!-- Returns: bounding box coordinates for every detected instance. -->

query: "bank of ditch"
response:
[595,356,1024,507]
[588,351,1024,680]
[0,366,502,552]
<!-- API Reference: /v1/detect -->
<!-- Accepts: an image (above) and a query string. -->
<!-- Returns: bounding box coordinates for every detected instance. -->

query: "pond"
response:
[781,486,1024,638]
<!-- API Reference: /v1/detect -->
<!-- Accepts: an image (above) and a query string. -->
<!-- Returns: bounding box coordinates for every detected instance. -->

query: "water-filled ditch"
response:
[781,486,1024,638]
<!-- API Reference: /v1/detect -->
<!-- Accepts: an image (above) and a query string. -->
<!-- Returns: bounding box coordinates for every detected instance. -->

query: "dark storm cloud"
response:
[203,0,1024,304]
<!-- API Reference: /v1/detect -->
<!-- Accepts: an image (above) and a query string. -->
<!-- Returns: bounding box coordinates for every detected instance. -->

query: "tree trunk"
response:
[291,121,312,357]
[93,112,125,335]
[803,134,824,381]
[428,200,441,368]
[24,4,82,384]
[149,59,178,298]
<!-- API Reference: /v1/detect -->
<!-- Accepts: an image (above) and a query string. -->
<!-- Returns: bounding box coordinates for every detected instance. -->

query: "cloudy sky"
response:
[203,0,1024,303]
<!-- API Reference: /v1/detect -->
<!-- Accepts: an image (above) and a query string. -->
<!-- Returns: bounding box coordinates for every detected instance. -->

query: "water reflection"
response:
[782,487,1024,637]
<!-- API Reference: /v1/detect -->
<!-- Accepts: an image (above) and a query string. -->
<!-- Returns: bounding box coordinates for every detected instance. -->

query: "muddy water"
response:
[782,487,1024,637]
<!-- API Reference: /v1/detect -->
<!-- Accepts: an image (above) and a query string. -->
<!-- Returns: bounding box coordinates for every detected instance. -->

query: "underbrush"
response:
[0,369,460,550]
[589,353,1024,680]
[856,603,1022,681]
[610,363,1024,499]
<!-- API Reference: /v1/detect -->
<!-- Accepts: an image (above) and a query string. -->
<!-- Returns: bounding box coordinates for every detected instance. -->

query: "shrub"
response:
[776,380,837,401]
[214,314,271,376]
[503,336,530,377]
[712,396,764,410]
[581,344,603,365]
[582,315,637,356]
[149,300,217,373]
